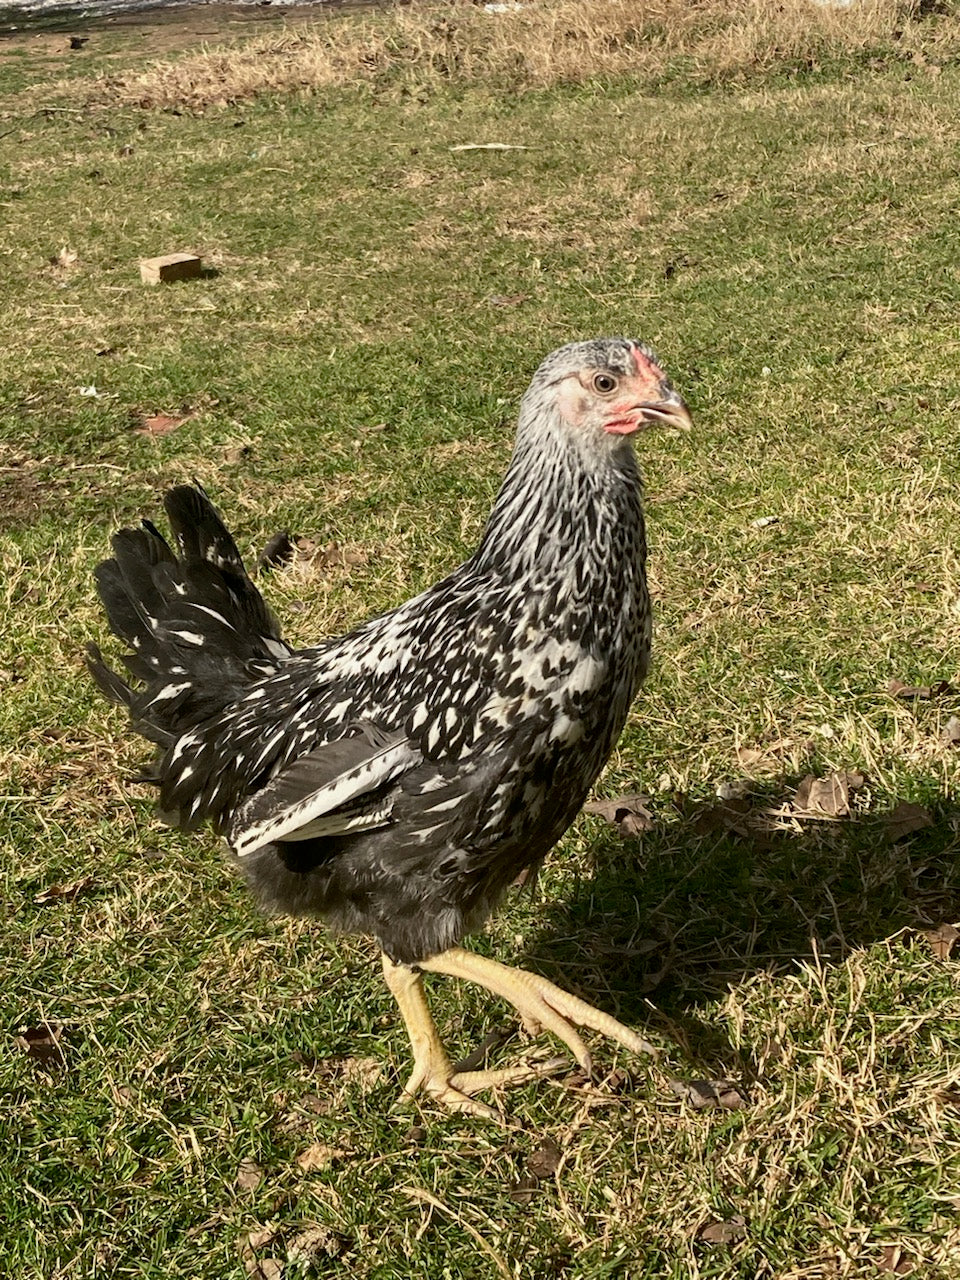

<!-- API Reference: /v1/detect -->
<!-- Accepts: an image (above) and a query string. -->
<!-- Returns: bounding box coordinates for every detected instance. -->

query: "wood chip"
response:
[139,252,203,285]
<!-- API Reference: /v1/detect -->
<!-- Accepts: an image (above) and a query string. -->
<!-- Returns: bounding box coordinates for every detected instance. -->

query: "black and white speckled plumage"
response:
[89,338,687,965]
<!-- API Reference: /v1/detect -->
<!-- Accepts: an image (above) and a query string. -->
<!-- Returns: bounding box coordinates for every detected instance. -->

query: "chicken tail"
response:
[88,485,290,746]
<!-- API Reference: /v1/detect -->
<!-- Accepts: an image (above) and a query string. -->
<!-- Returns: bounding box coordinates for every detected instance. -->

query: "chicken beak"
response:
[636,390,693,433]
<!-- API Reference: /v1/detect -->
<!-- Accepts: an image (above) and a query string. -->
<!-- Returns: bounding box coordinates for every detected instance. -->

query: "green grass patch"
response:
[2,5,959,1277]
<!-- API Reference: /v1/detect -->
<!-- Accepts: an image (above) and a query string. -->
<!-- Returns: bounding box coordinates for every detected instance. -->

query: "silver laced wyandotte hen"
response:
[88,338,692,1119]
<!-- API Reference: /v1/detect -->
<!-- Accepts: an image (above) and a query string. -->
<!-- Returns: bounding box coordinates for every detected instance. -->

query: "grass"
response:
[2,1,960,1276]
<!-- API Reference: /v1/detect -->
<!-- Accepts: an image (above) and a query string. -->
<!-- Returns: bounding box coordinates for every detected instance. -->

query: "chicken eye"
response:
[592,372,618,395]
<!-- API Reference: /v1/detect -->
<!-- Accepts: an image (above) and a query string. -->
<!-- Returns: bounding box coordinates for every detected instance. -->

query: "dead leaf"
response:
[878,1244,915,1275]
[34,875,95,904]
[509,1172,539,1205]
[290,539,367,577]
[235,1158,264,1192]
[669,1078,750,1110]
[694,1216,746,1244]
[136,411,194,437]
[257,530,297,574]
[339,1056,384,1088]
[50,245,78,269]
[884,800,933,843]
[942,716,960,746]
[277,1091,333,1132]
[14,1021,67,1070]
[922,922,959,960]
[792,770,865,818]
[246,1260,283,1280]
[584,793,654,837]
[244,1224,279,1253]
[888,678,952,700]
[526,1136,562,1178]
[287,1224,347,1265]
[487,293,529,307]
[688,797,753,838]
[716,779,751,802]
[295,1143,347,1173]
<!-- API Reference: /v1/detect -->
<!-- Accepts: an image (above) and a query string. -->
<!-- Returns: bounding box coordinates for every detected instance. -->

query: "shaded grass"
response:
[2,5,960,1279]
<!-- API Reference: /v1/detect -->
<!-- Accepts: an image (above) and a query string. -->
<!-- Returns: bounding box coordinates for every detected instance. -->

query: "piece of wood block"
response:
[139,252,203,285]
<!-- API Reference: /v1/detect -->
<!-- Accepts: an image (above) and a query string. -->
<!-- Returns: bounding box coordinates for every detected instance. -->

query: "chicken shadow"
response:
[517,772,960,1080]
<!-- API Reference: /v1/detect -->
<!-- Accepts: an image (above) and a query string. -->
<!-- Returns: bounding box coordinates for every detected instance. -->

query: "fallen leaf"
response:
[526,1136,562,1178]
[136,411,194,437]
[34,875,95,904]
[235,1158,264,1192]
[257,531,297,574]
[246,1260,283,1280]
[792,770,865,818]
[14,1021,67,1070]
[584,793,654,837]
[749,515,779,529]
[509,1172,539,1205]
[887,678,952,700]
[295,1143,346,1173]
[942,716,960,746]
[287,1224,347,1265]
[290,539,366,577]
[688,798,753,838]
[695,1216,747,1245]
[884,800,933,843]
[244,1225,278,1253]
[878,1244,915,1274]
[669,1078,750,1110]
[922,922,959,960]
[487,293,529,307]
[339,1056,384,1088]
[50,245,78,269]
[716,779,751,802]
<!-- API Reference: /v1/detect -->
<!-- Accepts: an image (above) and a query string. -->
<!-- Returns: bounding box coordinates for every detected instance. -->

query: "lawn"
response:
[1,1,959,1276]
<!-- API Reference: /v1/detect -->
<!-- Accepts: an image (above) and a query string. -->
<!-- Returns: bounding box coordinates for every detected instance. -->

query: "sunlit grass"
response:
[1,4,959,1278]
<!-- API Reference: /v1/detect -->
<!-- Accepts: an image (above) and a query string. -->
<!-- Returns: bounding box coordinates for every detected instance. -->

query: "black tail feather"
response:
[89,485,290,747]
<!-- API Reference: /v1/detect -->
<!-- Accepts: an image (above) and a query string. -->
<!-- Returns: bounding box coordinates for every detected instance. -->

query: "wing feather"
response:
[227,732,421,857]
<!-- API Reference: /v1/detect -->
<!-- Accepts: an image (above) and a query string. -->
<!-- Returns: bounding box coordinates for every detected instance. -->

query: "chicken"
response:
[88,337,692,1118]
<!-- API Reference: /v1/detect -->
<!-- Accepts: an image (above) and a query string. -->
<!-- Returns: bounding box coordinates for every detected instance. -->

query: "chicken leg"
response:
[382,947,655,1119]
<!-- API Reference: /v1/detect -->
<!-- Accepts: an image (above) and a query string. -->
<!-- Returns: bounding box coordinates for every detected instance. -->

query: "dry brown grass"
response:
[64,0,955,112]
